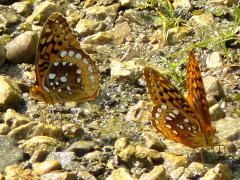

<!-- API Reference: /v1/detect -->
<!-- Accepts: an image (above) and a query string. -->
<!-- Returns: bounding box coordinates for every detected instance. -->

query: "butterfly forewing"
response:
[187,51,211,126]
[32,13,100,104]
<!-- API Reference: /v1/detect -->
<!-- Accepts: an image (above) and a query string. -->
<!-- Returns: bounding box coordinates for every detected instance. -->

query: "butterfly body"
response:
[144,51,217,148]
[30,13,100,104]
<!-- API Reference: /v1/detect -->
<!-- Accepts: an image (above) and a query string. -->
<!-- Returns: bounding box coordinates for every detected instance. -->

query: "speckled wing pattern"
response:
[143,51,216,148]
[30,13,100,104]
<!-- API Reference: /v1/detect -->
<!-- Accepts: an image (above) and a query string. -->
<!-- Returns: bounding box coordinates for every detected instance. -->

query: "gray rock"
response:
[0,76,23,111]
[0,135,24,171]
[5,31,37,64]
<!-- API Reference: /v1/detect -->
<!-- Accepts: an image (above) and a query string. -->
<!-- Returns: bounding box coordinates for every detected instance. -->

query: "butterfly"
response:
[30,13,100,104]
[143,51,217,148]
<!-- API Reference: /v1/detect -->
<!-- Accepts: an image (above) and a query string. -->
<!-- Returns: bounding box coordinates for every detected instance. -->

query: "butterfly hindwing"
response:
[151,104,206,148]
[32,13,100,103]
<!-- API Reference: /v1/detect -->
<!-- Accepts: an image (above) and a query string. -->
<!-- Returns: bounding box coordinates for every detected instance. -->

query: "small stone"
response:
[206,94,218,107]
[33,160,62,175]
[142,132,167,152]
[114,137,129,152]
[135,146,163,162]
[118,145,136,162]
[0,5,20,30]
[209,103,225,121]
[119,0,133,7]
[8,122,64,141]
[66,140,97,156]
[206,52,223,68]
[0,123,9,135]
[214,117,240,142]
[19,136,64,162]
[84,0,96,8]
[167,26,192,45]
[83,31,114,45]
[0,76,23,111]
[189,13,214,26]
[202,164,231,180]
[203,76,225,101]
[62,123,83,139]
[160,152,189,173]
[75,19,100,36]
[46,151,84,171]
[5,165,38,179]
[4,109,30,129]
[85,3,120,21]
[139,165,166,180]
[5,31,37,64]
[173,0,191,10]
[106,167,137,180]
[11,1,32,16]
[83,150,102,161]
[170,167,185,179]
[26,1,60,25]
[110,59,143,84]
[41,171,77,180]
[184,162,207,178]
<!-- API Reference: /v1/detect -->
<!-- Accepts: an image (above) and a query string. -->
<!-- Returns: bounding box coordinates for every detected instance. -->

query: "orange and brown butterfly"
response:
[143,51,218,148]
[30,13,100,104]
